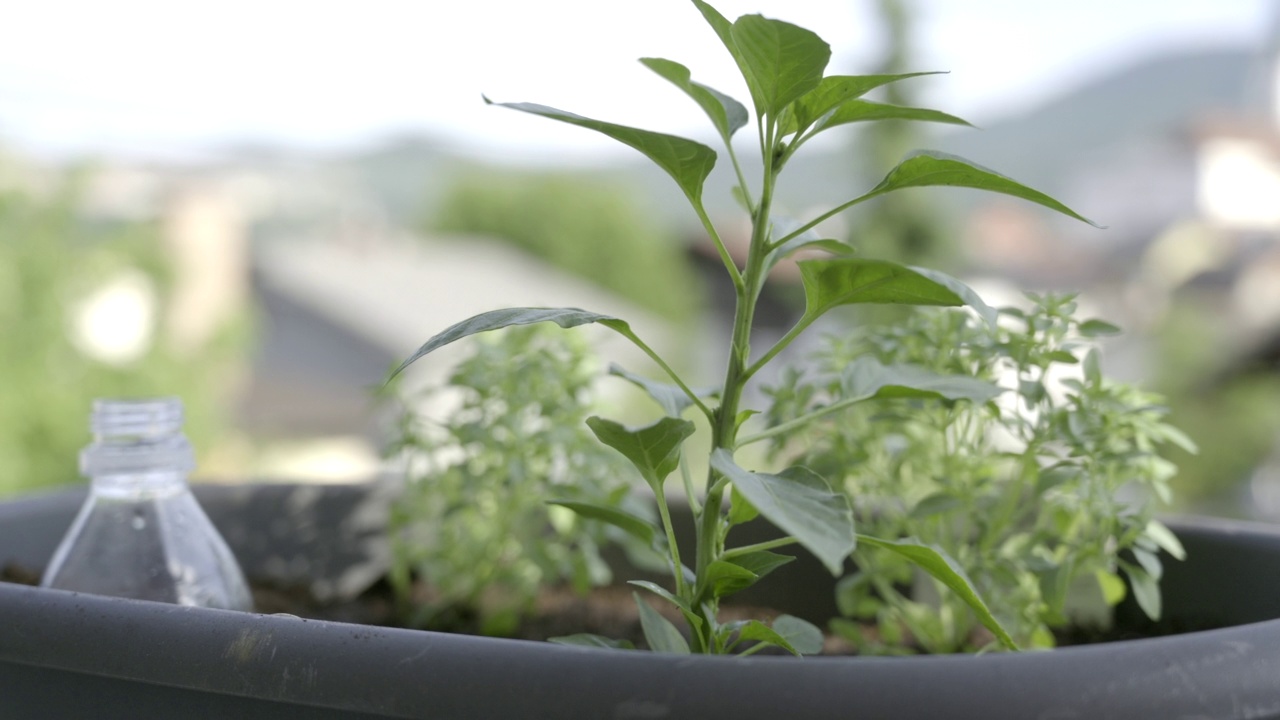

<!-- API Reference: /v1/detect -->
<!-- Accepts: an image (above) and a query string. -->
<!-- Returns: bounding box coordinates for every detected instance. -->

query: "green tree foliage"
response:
[430,168,703,322]
[0,180,248,496]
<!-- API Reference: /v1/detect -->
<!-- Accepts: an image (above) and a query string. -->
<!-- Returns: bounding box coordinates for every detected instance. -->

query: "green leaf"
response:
[485,98,716,205]
[730,13,830,117]
[727,483,759,525]
[547,499,657,547]
[765,216,855,273]
[705,560,760,597]
[910,492,963,518]
[725,550,795,581]
[797,258,995,328]
[640,57,748,142]
[906,266,998,327]
[841,356,1003,405]
[1078,319,1122,337]
[1145,519,1186,561]
[629,580,704,634]
[1083,348,1102,385]
[813,100,971,134]
[1123,563,1162,621]
[710,451,855,575]
[1095,569,1128,606]
[587,416,695,492]
[857,534,1018,650]
[634,592,690,654]
[692,0,763,118]
[608,363,711,418]
[1045,350,1079,365]
[771,615,824,655]
[786,72,943,133]
[391,307,656,379]
[858,150,1100,227]
[549,634,635,650]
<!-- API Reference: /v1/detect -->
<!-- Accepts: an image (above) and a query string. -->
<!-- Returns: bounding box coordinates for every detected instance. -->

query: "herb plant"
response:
[386,326,652,636]
[392,1,1099,654]
[764,295,1192,653]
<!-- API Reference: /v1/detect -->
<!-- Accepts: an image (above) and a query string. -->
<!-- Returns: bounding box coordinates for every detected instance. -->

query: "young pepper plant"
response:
[391,0,1098,655]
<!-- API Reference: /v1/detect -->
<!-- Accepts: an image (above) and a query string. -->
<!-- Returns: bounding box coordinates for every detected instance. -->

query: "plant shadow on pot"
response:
[4,482,1280,720]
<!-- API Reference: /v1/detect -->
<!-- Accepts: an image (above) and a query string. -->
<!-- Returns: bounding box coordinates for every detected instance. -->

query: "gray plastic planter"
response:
[3,483,1280,719]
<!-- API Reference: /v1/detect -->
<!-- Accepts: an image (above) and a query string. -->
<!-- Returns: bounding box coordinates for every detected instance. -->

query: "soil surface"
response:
[2,561,1223,655]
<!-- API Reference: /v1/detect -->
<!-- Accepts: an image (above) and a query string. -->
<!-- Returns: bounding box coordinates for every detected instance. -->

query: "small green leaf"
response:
[391,307,659,379]
[634,592,690,654]
[710,451,856,575]
[1078,319,1122,337]
[640,57,748,142]
[547,499,657,547]
[1083,348,1102,385]
[549,634,635,650]
[840,356,1003,405]
[1095,569,1128,606]
[725,550,795,581]
[1145,520,1186,561]
[705,560,760,597]
[608,363,711,418]
[630,580,704,634]
[858,150,1100,227]
[786,72,944,133]
[729,13,830,117]
[485,98,716,205]
[857,534,1017,650]
[1123,563,1162,621]
[910,492,963,518]
[797,258,994,328]
[1045,350,1080,365]
[1132,547,1163,580]
[587,416,695,491]
[813,100,971,134]
[771,615,824,655]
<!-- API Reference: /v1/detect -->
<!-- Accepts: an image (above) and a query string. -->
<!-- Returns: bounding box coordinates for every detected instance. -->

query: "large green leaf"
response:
[485,98,716,204]
[587,416,695,492]
[547,499,657,547]
[798,258,977,325]
[692,0,764,120]
[840,356,1002,405]
[814,100,971,133]
[390,307,654,379]
[857,534,1017,650]
[710,451,855,575]
[634,592,690,654]
[785,72,943,134]
[859,150,1099,226]
[730,14,830,118]
[640,57,748,142]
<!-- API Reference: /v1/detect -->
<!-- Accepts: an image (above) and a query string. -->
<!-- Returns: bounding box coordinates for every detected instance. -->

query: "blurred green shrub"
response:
[764,295,1191,652]
[430,168,702,322]
[385,325,656,636]
[0,180,248,496]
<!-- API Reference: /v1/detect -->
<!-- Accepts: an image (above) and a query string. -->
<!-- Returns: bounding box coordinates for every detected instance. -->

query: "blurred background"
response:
[2,0,1279,517]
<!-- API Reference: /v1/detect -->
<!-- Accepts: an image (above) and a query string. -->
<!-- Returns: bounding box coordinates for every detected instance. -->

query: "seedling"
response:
[393,0,1098,654]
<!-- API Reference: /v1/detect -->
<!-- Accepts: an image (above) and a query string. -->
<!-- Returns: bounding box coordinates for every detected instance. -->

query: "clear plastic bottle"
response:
[40,397,253,611]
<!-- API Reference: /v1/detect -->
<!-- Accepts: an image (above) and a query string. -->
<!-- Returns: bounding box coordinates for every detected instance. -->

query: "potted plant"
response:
[4,2,1280,717]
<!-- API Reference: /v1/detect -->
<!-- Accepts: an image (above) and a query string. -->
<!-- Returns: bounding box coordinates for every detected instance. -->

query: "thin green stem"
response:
[721,537,799,560]
[725,141,756,216]
[771,192,879,251]
[693,201,743,292]
[654,490,688,600]
[737,392,872,447]
[741,315,814,385]
[679,457,702,516]
[625,337,714,423]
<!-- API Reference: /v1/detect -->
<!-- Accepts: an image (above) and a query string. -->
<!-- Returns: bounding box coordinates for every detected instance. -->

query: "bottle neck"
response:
[91,470,188,500]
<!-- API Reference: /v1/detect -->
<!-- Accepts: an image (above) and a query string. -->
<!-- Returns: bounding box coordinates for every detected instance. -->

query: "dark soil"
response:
[2,561,1225,655]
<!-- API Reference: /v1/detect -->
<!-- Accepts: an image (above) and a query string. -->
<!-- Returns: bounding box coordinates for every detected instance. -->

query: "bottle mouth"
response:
[91,397,184,441]
[83,397,194,477]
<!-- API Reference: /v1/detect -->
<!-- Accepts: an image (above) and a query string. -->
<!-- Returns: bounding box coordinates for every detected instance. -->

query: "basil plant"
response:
[393,1,1098,655]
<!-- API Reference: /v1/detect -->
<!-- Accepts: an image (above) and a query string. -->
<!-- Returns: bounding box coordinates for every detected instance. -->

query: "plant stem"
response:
[654,489,688,600]
[721,537,799,560]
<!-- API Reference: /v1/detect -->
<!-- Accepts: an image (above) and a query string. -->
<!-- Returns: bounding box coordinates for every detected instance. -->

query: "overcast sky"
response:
[0,1,1272,162]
